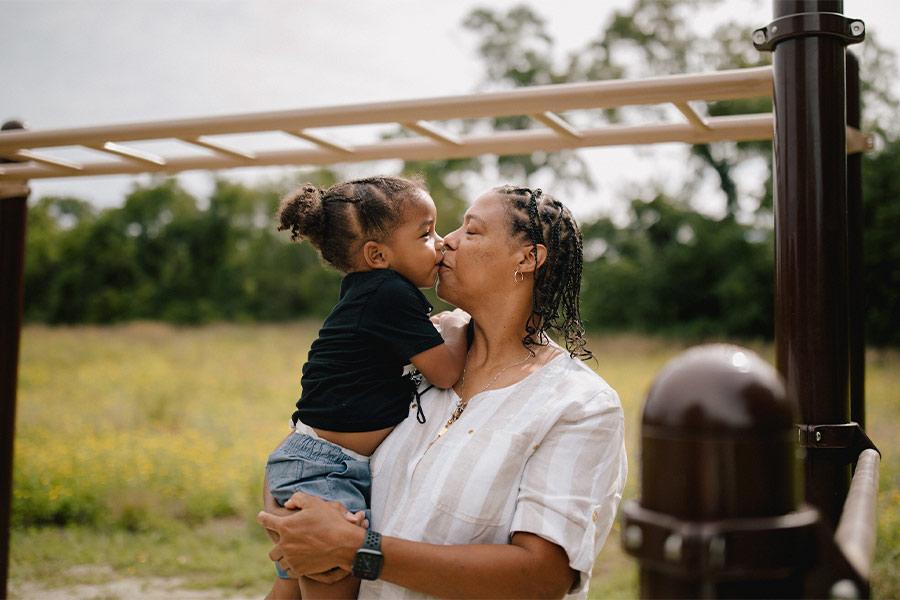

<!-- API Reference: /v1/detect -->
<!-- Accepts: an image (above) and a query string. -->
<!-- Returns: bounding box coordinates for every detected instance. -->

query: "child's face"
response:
[381,191,444,288]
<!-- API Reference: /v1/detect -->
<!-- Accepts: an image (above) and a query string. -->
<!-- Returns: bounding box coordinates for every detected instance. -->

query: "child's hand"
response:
[435,308,470,330]
[430,310,450,325]
[346,509,369,529]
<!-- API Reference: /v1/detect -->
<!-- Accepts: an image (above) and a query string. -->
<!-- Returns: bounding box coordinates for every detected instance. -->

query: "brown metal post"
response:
[846,51,865,432]
[621,345,816,598]
[768,0,854,527]
[0,119,29,598]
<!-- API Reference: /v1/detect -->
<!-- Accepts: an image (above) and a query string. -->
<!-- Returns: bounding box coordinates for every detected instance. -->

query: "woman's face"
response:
[436,190,522,308]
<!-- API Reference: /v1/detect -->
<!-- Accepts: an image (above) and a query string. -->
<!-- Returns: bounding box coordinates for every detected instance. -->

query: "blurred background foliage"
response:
[21,0,900,345]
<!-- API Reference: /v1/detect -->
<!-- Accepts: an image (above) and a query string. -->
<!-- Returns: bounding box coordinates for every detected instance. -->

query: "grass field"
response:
[8,323,899,598]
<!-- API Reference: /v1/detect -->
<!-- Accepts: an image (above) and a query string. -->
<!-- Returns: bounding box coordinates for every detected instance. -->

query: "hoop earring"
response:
[514,269,525,283]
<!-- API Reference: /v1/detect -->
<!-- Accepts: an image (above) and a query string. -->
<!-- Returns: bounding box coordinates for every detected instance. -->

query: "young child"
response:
[265,176,468,599]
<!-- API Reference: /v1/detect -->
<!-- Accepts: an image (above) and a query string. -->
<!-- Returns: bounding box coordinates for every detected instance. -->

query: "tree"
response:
[862,139,900,347]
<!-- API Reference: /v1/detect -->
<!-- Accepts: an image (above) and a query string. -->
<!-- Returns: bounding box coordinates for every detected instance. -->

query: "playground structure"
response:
[0,1,881,597]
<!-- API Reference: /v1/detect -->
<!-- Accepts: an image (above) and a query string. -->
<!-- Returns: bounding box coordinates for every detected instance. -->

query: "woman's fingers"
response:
[259,493,357,576]
[257,511,284,534]
[284,490,317,510]
[306,567,351,584]
[263,527,280,544]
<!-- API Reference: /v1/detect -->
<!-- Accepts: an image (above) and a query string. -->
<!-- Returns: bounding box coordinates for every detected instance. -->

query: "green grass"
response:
[7,324,899,598]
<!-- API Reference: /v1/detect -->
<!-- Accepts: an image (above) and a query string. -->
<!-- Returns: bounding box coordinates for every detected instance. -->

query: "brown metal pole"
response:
[846,51,865,432]
[622,345,812,598]
[770,0,851,527]
[0,119,29,598]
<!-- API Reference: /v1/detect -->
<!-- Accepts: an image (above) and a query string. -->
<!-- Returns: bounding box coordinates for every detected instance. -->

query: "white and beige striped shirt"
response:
[359,352,627,599]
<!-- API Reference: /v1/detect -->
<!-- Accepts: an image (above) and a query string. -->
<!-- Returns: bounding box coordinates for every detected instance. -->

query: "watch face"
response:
[352,548,383,580]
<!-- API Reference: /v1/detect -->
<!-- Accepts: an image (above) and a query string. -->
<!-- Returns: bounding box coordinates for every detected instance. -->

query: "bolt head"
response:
[623,525,643,551]
[830,579,860,599]
[816,431,823,442]
[752,30,767,45]
[664,534,683,562]
[709,535,727,568]
[850,21,865,36]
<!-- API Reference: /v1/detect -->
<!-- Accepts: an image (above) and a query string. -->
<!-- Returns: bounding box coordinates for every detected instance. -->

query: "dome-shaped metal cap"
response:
[643,344,795,435]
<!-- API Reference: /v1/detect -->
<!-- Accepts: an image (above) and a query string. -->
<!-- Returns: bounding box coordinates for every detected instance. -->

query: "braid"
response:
[501,185,592,361]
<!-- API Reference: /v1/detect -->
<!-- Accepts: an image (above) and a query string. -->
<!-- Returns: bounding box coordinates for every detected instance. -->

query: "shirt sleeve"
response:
[509,386,627,594]
[358,274,445,361]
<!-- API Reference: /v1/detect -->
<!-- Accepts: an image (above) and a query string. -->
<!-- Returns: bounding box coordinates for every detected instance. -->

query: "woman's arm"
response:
[257,491,575,599]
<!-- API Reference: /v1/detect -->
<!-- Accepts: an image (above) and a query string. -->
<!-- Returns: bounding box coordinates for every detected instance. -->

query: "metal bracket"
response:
[797,422,880,466]
[622,500,869,596]
[621,501,820,577]
[0,182,30,200]
[753,12,865,52]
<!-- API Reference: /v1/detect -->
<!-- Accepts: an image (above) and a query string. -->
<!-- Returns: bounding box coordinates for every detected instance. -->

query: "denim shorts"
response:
[266,428,371,579]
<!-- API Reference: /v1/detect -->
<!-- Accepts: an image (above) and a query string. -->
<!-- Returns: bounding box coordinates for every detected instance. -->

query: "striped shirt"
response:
[359,352,627,599]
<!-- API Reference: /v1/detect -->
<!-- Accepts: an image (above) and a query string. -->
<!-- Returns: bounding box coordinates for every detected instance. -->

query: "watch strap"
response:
[362,528,382,551]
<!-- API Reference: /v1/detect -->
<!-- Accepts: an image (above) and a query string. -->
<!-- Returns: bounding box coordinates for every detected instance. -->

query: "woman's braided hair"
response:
[277,175,426,273]
[500,185,592,360]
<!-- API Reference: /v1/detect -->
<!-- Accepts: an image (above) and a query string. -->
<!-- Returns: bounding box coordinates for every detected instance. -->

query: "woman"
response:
[258,186,627,599]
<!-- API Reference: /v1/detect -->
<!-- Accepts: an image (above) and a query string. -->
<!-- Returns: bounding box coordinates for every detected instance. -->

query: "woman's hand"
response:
[257,491,366,580]
[261,475,285,544]
[261,476,367,580]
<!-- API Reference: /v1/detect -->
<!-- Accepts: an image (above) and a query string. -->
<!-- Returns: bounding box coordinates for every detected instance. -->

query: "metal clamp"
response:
[753,12,865,51]
[797,422,879,465]
[621,501,820,577]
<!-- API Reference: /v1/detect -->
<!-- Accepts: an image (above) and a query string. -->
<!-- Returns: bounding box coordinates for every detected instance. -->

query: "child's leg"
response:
[266,575,302,600]
[265,432,370,600]
[299,573,360,600]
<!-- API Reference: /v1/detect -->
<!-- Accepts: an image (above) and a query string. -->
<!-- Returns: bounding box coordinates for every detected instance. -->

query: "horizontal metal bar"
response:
[834,448,880,579]
[846,126,874,155]
[0,113,774,181]
[0,67,774,152]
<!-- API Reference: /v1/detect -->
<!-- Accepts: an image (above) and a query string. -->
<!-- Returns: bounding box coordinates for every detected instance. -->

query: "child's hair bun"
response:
[277,183,326,243]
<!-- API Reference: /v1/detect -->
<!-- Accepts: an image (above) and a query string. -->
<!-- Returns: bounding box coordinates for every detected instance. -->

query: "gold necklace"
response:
[427,351,533,449]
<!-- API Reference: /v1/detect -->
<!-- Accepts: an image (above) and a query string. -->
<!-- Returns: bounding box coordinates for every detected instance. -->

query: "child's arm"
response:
[408,309,469,389]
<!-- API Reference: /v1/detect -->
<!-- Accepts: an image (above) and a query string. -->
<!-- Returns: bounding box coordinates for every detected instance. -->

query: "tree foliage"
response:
[24,174,342,324]
[581,196,774,339]
[862,139,900,347]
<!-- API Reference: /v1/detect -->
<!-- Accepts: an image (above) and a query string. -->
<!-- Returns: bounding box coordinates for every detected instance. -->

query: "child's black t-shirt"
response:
[292,270,445,432]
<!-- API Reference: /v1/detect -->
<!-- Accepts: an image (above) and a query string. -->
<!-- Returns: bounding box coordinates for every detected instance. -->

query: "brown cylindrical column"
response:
[770,0,852,526]
[0,119,29,599]
[845,51,865,433]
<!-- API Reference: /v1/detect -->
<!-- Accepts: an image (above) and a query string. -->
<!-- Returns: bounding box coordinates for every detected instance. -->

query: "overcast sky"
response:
[2,0,898,221]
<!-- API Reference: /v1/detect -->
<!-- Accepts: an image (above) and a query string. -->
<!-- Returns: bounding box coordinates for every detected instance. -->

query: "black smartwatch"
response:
[351,528,383,580]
